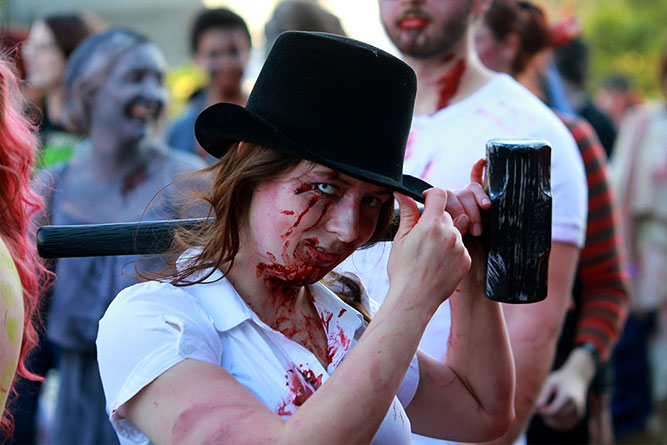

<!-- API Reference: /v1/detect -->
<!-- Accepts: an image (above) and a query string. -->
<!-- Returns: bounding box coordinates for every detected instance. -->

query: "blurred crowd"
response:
[0,0,664,444]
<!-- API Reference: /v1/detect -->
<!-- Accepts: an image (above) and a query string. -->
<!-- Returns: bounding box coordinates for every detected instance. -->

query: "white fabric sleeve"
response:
[397,353,420,407]
[96,281,222,441]
[537,117,588,247]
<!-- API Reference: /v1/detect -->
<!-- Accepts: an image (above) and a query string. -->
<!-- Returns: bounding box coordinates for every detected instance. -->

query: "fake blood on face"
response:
[280,195,321,243]
[254,183,339,367]
[256,179,340,291]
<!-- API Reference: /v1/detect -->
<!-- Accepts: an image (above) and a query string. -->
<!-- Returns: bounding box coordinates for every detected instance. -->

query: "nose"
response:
[326,196,362,245]
[141,76,167,101]
[141,76,167,104]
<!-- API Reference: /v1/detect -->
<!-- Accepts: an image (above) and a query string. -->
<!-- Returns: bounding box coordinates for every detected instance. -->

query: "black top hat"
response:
[195,31,432,202]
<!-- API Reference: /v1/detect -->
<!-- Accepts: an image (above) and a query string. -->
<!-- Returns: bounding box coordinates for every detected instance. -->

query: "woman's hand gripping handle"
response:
[387,186,472,316]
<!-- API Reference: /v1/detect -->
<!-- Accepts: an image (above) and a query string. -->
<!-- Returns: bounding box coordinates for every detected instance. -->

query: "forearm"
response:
[560,346,597,385]
[574,283,629,361]
[407,257,514,442]
[575,139,630,360]
[446,277,515,420]
[473,242,579,444]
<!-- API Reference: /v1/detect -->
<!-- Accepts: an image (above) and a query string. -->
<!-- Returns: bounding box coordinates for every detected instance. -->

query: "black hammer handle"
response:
[36,216,400,258]
[36,218,209,258]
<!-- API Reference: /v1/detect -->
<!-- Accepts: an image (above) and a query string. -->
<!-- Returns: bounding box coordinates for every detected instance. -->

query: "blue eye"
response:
[315,183,339,196]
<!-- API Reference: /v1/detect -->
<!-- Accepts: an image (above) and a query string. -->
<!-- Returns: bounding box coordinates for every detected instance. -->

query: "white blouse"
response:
[96,267,419,444]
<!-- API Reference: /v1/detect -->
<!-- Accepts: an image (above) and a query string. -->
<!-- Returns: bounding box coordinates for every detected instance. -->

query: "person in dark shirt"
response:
[554,37,618,158]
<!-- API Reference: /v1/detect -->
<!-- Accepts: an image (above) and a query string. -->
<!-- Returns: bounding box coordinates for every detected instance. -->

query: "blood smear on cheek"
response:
[281,195,320,241]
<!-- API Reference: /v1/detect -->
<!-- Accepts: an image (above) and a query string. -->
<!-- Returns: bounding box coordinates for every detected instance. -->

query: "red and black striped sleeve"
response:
[559,112,630,363]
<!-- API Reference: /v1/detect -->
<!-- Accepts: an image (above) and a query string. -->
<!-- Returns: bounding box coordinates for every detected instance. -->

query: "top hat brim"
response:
[195,102,432,203]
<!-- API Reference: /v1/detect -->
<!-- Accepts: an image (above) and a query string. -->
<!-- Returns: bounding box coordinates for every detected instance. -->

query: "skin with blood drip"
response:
[436,59,467,110]
[254,182,337,367]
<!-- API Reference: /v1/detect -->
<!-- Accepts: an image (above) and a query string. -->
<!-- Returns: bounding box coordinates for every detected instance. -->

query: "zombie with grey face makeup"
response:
[32,29,206,444]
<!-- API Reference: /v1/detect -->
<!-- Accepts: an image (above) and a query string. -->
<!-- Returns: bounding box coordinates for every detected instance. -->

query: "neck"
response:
[516,68,547,102]
[208,87,246,107]
[406,25,496,115]
[226,250,313,328]
[45,88,65,126]
[85,132,148,183]
[226,241,331,367]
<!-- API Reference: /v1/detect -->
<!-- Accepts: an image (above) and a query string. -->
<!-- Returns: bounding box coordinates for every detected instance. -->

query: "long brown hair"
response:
[149,142,394,319]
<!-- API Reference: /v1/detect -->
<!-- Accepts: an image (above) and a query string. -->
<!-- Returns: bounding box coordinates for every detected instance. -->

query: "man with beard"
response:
[338,0,587,443]
[167,7,251,161]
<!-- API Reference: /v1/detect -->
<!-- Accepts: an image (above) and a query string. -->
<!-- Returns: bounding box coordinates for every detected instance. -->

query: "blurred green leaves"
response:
[581,0,667,97]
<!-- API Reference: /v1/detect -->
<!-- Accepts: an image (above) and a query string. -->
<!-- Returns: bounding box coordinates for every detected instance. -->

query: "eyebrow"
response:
[309,167,347,183]
[309,167,392,196]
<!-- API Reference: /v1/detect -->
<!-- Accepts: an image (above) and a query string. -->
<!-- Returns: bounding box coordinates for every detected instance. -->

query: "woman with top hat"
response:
[96,31,515,444]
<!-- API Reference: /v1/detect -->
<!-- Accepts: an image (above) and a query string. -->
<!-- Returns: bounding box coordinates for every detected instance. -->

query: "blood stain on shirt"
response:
[276,364,323,416]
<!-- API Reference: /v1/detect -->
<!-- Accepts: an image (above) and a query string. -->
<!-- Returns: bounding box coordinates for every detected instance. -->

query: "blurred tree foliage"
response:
[578,0,667,98]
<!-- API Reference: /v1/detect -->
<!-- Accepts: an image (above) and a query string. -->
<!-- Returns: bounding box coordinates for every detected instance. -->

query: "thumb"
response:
[393,192,421,240]
[536,379,557,410]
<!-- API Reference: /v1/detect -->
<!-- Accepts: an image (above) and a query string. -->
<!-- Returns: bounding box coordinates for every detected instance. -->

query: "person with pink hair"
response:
[0,55,50,436]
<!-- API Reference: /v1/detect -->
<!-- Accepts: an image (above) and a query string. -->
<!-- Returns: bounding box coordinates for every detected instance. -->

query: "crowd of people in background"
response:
[0,0,665,443]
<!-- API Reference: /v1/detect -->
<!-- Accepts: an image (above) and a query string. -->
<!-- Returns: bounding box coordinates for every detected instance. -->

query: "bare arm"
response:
[474,241,580,443]
[406,241,515,442]
[406,160,516,441]
[0,239,24,413]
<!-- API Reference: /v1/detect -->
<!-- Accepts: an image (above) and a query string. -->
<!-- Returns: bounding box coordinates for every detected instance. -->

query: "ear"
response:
[61,95,87,135]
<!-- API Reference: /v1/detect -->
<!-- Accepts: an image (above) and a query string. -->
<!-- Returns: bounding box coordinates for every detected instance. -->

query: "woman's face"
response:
[243,161,392,286]
[87,43,167,144]
[23,21,67,92]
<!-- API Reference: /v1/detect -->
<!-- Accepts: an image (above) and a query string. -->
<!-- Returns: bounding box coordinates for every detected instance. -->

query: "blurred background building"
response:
[2,0,665,112]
